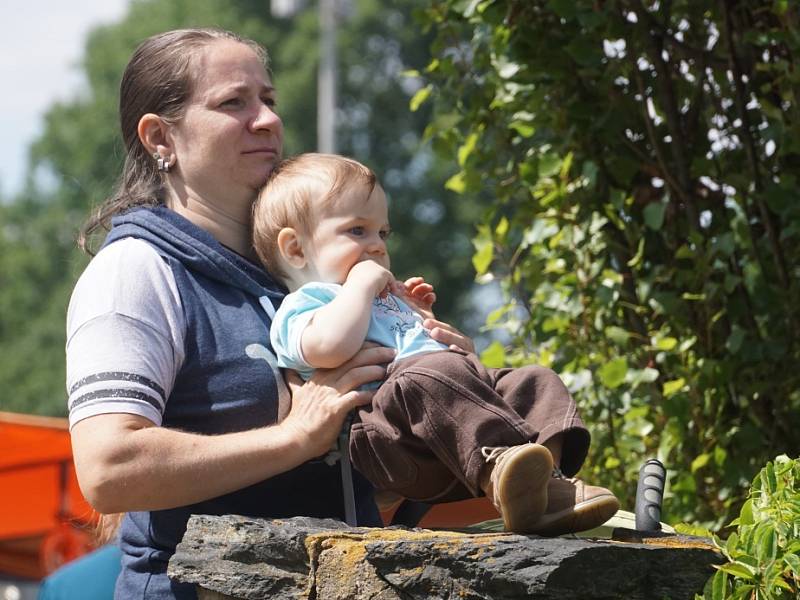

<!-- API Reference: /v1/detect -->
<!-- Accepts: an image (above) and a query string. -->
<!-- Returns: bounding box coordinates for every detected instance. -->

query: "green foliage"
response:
[696,456,800,599]
[418,0,800,527]
[0,199,89,415]
[1,0,478,415]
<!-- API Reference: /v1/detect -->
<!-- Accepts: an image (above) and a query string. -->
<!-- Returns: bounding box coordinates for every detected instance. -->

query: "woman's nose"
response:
[252,103,283,133]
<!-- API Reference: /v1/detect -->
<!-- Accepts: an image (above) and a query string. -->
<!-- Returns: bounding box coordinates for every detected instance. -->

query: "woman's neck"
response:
[166,188,256,259]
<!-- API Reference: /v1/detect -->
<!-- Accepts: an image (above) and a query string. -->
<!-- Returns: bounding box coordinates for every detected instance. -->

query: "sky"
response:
[0,0,130,198]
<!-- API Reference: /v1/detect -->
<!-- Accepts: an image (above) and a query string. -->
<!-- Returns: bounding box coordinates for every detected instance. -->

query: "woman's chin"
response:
[250,168,275,189]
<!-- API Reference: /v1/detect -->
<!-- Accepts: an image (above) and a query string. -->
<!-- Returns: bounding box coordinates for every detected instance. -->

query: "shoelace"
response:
[482,446,572,482]
[481,446,510,463]
[552,466,582,487]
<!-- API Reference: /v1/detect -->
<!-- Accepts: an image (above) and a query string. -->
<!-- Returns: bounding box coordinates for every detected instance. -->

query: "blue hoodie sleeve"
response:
[269,282,341,379]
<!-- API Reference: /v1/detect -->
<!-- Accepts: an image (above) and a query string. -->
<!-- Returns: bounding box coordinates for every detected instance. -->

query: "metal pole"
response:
[318,0,337,153]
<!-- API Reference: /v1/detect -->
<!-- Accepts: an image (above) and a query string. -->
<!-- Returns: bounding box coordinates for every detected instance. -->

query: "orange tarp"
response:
[0,412,97,579]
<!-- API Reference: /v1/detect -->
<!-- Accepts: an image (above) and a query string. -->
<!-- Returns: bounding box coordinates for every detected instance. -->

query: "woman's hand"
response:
[281,344,395,459]
[423,317,476,354]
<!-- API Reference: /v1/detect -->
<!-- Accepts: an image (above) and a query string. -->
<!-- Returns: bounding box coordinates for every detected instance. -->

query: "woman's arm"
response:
[71,345,394,513]
[301,261,396,368]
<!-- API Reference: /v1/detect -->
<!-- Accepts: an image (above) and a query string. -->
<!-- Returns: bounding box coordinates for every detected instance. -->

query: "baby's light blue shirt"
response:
[270,281,448,381]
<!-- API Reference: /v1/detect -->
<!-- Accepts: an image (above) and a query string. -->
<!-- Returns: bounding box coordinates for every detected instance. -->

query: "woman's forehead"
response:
[192,40,272,94]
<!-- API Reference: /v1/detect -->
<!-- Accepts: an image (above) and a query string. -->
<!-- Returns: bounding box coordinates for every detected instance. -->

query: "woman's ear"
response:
[138,113,175,166]
[277,227,307,269]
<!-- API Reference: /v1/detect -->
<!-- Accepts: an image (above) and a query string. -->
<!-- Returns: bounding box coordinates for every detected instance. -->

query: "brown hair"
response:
[252,153,377,280]
[78,28,269,253]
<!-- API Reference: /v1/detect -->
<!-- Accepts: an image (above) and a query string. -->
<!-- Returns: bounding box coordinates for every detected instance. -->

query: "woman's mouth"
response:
[243,147,279,156]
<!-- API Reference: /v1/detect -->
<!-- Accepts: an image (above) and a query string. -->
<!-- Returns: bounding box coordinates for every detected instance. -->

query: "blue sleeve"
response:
[270,282,341,377]
[38,545,122,600]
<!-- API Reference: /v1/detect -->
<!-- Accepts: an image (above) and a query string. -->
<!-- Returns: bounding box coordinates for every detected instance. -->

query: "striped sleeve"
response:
[66,239,185,429]
[67,369,166,426]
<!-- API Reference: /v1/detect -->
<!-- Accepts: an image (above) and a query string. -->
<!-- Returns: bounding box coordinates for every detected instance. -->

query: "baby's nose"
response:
[368,237,386,253]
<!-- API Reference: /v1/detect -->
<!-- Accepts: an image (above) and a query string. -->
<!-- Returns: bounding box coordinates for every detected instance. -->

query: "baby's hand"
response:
[347,261,395,298]
[400,276,436,319]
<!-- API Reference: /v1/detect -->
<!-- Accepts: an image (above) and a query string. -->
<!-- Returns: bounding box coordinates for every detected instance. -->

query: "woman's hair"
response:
[78,28,269,253]
[94,512,125,546]
[252,153,377,280]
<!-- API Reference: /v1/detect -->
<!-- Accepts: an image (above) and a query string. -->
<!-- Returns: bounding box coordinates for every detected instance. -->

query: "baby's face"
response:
[303,184,391,285]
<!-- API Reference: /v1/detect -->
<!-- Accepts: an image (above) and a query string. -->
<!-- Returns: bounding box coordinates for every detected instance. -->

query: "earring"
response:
[156,155,171,173]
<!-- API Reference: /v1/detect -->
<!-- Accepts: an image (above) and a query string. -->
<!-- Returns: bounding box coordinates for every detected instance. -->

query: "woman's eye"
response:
[221,98,243,108]
[262,97,277,108]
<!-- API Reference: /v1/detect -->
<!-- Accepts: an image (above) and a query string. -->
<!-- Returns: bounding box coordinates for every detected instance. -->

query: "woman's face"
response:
[168,40,284,211]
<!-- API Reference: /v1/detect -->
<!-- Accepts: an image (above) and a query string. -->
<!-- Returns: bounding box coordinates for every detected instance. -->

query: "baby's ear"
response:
[277,227,306,269]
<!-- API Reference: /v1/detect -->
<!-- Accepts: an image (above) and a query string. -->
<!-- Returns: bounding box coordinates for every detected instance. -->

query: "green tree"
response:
[418,0,800,528]
[0,198,84,415]
[0,0,478,416]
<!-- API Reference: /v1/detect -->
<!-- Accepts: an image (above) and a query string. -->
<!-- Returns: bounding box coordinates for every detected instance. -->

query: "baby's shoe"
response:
[528,468,620,536]
[481,443,553,534]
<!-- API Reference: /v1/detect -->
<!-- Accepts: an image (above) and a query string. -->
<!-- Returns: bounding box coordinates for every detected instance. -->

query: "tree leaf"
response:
[409,84,432,112]
[627,367,660,387]
[510,121,535,138]
[725,326,746,354]
[738,499,755,526]
[605,326,631,345]
[717,562,755,580]
[692,453,711,473]
[598,357,628,389]
[656,337,678,351]
[480,341,506,368]
[626,237,645,267]
[539,153,561,177]
[784,553,800,577]
[644,202,666,230]
[457,132,479,167]
[710,569,728,600]
[445,171,467,194]
[472,229,494,275]
[663,378,686,397]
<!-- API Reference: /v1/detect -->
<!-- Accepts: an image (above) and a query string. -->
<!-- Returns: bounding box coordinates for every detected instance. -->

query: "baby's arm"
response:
[301,261,396,368]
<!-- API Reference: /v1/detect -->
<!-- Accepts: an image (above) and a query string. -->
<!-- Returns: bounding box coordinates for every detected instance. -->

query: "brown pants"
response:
[349,349,589,502]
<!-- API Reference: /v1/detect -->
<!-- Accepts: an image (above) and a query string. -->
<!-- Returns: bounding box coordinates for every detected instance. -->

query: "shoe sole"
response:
[495,444,553,534]
[531,494,620,537]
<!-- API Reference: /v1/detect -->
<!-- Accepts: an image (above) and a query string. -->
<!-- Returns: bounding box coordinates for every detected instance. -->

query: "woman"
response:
[67,28,587,599]
[67,28,471,599]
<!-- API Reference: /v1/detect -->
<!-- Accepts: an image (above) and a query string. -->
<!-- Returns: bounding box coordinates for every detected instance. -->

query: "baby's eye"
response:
[348,226,365,236]
[379,229,392,240]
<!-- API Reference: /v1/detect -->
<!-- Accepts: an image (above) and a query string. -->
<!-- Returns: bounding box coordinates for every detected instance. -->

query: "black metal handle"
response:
[634,458,666,531]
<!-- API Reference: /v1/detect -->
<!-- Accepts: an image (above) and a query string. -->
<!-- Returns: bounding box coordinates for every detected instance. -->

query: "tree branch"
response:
[721,0,790,289]
[631,66,698,229]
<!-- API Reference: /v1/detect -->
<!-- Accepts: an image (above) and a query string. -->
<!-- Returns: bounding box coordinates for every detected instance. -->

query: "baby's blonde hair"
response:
[252,153,377,280]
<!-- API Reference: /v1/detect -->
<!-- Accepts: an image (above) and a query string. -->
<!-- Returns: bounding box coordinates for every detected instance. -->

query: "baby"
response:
[252,153,619,535]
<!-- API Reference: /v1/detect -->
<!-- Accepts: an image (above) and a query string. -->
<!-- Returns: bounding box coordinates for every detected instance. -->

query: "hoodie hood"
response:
[105,205,285,306]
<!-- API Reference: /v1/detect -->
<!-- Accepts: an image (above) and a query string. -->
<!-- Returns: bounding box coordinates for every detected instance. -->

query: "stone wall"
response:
[169,514,722,599]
